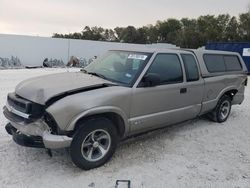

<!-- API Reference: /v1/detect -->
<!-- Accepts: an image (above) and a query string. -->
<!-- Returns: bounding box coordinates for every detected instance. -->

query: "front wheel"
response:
[208,95,232,123]
[70,117,118,170]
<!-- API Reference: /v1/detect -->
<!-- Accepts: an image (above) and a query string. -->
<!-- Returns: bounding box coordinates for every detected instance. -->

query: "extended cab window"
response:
[203,54,226,73]
[203,54,242,73]
[147,54,183,84]
[181,54,199,81]
[224,55,242,71]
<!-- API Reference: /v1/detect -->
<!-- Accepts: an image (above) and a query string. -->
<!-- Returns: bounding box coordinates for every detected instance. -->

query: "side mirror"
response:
[140,73,161,87]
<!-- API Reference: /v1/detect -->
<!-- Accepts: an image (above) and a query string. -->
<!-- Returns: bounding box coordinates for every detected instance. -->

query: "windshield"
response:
[84,51,152,85]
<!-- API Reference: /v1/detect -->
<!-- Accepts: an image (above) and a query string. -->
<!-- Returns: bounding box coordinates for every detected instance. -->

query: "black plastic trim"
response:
[5,123,45,148]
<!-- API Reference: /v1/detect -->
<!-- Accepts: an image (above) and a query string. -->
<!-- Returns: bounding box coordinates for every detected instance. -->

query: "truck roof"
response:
[109,47,247,77]
[109,48,240,56]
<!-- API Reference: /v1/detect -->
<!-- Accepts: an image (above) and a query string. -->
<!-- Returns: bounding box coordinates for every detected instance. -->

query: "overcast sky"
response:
[0,0,249,37]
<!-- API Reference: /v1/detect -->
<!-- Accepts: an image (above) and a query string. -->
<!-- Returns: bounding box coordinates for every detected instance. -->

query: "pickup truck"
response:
[3,49,248,169]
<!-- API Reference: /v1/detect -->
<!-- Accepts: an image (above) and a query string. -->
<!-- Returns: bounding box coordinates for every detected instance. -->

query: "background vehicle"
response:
[3,49,248,169]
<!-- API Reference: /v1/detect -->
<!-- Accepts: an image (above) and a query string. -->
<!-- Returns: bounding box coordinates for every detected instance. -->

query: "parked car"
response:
[3,49,248,169]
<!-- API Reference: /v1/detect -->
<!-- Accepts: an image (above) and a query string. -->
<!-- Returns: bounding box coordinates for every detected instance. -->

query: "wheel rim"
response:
[81,129,111,162]
[220,100,230,120]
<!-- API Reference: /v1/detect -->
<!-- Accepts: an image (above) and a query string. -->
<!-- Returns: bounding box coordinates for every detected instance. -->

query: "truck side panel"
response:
[191,50,247,115]
[200,74,246,114]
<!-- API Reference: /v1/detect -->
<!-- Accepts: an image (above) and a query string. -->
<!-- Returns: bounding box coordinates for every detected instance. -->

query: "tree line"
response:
[53,11,250,49]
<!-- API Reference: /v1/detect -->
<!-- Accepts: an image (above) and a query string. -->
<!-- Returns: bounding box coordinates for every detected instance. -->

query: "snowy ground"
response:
[0,68,250,188]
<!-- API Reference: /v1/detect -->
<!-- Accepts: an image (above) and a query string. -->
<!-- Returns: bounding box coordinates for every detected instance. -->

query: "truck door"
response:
[129,53,204,134]
[180,53,204,116]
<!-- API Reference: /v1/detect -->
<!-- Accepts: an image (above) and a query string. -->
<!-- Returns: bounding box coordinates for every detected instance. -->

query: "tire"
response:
[208,95,232,123]
[70,117,118,170]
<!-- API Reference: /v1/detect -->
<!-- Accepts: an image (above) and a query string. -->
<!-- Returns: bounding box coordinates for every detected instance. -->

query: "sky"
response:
[0,0,249,37]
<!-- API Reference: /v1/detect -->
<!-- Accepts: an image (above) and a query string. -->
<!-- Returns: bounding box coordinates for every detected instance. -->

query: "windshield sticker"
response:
[125,73,132,78]
[128,54,148,60]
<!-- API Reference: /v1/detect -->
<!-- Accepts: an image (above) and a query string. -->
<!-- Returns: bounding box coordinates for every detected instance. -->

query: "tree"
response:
[52,33,64,38]
[196,15,223,45]
[156,19,182,43]
[216,14,231,40]
[119,26,140,43]
[239,11,250,40]
[71,32,82,39]
[114,27,125,42]
[224,16,240,41]
[145,24,159,43]
[52,10,250,48]
[103,29,117,41]
[136,27,148,44]
[81,26,93,40]
[179,18,200,48]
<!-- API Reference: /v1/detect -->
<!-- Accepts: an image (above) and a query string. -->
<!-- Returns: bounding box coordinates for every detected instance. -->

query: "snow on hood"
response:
[15,72,113,105]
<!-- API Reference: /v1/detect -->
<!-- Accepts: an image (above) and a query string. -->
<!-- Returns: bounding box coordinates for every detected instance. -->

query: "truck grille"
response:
[7,93,44,118]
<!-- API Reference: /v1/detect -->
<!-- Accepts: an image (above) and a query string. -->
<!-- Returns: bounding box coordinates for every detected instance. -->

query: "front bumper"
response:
[3,106,72,149]
[6,123,45,148]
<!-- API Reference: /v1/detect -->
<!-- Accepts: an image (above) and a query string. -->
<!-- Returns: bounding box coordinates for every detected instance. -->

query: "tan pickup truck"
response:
[3,48,248,169]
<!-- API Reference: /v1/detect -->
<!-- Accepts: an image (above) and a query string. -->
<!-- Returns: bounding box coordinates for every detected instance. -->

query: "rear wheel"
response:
[70,117,118,170]
[208,95,232,123]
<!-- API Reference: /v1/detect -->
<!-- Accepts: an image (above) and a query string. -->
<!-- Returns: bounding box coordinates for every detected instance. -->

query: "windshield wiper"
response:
[87,72,107,80]
[80,69,106,79]
[81,70,122,86]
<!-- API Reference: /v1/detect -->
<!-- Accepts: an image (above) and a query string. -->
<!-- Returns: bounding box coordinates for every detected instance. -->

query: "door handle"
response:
[180,88,187,94]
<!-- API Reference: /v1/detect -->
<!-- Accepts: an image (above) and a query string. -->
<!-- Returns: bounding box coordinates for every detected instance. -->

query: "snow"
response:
[0,68,250,188]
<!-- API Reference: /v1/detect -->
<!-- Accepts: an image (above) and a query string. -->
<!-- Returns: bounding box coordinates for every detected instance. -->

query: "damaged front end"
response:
[3,93,72,149]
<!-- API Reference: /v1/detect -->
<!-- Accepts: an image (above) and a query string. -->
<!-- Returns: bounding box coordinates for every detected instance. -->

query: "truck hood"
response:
[15,72,113,105]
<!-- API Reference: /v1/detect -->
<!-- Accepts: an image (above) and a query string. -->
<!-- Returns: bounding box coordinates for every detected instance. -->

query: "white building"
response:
[0,34,178,67]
